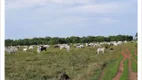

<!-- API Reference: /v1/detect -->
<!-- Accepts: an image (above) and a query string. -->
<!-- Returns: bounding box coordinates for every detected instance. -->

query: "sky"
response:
[5,0,137,39]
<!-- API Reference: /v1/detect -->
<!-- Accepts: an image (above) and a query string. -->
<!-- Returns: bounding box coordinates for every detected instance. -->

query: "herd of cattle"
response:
[5,41,128,54]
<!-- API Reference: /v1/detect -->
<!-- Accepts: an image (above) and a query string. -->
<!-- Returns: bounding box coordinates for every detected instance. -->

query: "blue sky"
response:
[5,0,137,39]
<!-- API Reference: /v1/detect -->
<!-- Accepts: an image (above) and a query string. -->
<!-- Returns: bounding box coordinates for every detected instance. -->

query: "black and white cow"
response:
[37,46,47,53]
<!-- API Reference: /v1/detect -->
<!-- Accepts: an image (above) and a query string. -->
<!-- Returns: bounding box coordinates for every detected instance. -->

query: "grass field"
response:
[5,42,137,80]
[120,59,129,80]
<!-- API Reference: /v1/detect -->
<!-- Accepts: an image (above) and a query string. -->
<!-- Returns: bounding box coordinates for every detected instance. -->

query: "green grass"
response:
[120,59,129,80]
[129,44,137,73]
[91,68,102,80]
[129,49,137,61]
[101,53,123,80]
[128,42,137,60]
[5,43,137,80]
[131,58,137,72]
[5,47,114,80]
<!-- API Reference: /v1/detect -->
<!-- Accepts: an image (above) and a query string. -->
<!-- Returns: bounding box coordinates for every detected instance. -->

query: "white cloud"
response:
[6,0,135,16]
[6,0,90,9]
[5,0,137,39]
[63,2,129,14]
[28,2,129,19]
[49,0,90,4]
[6,0,47,9]
[43,16,117,27]
[44,16,88,26]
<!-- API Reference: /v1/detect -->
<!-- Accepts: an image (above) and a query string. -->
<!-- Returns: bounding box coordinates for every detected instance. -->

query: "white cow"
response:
[86,43,89,47]
[97,47,105,54]
[89,43,94,47]
[117,41,123,45]
[23,46,28,51]
[37,46,41,53]
[59,44,70,52]
[5,46,18,54]
[93,43,101,47]
[59,44,67,49]
[124,41,127,43]
[43,45,50,48]
[73,44,77,47]
[66,45,70,52]
[113,43,118,46]
[76,44,84,49]
[29,46,34,50]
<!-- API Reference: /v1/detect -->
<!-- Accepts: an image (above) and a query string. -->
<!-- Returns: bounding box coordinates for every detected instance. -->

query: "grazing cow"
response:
[16,45,21,49]
[76,44,84,49]
[110,41,118,46]
[23,48,27,51]
[5,46,18,54]
[97,47,105,54]
[99,42,104,45]
[43,45,50,48]
[23,46,28,51]
[117,41,123,44]
[59,44,70,52]
[66,46,70,52]
[59,44,67,49]
[59,44,66,50]
[37,46,41,53]
[40,46,47,51]
[113,43,118,46]
[37,46,47,53]
[106,42,111,45]
[29,46,34,50]
[73,44,77,48]
[124,41,127,43]
[85,43,89,47]
[54,45,60,48]
[88,43,93,47]
[93,43,101,47]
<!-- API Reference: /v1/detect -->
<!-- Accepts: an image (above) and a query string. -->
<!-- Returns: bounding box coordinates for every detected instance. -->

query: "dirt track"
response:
[112,51,127,80]
[127,49,137,80]
[113,49,137,80]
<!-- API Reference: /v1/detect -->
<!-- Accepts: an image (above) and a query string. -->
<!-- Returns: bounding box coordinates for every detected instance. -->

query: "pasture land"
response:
[120,59,129,80]
[5,42,137,80]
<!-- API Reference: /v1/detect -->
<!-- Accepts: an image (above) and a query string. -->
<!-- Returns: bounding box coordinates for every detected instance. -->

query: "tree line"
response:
[5,35,134,46]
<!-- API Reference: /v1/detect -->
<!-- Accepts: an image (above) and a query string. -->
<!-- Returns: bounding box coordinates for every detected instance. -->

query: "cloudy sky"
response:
[5,0,137,39]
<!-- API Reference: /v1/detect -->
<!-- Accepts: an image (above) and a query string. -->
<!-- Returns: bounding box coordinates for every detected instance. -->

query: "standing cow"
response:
[59,44,70,52]
[5,46,18,54]
[97,47,105,54]
[76,44,84,49]
[37,46,47,53]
